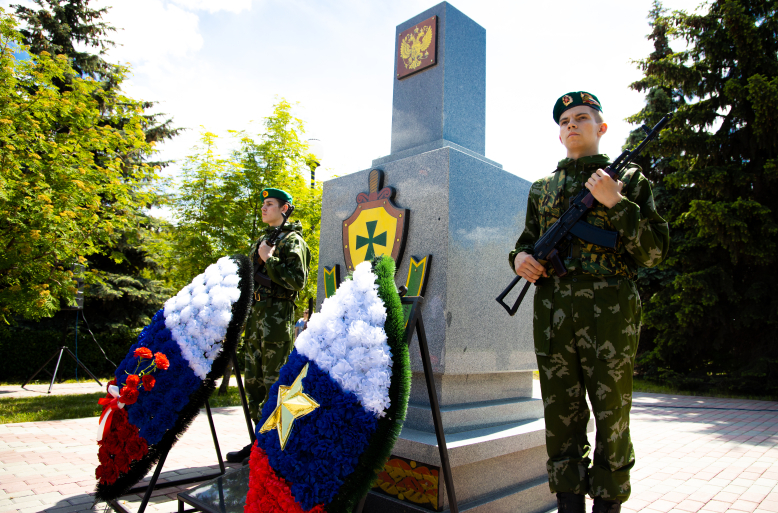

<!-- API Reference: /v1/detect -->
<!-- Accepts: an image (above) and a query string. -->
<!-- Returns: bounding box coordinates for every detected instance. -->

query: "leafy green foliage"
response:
[628,0,778,394]
[0,10,159,322]
[7,0,181,335]
[168,100,323,315]
[167,131,236,285]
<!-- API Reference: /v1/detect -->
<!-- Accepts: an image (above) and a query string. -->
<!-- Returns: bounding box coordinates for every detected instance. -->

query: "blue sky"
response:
[4,0,706,186]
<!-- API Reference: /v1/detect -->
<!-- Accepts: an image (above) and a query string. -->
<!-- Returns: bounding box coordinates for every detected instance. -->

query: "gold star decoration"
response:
[258,363,320,450]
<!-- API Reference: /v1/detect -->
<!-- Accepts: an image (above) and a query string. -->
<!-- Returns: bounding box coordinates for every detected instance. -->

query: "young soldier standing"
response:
[509,92,669,513]
[226,188,311,464]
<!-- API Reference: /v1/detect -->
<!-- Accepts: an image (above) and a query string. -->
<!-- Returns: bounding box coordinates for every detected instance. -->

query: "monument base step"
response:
[395,418,547,467]
[405,396,544,434]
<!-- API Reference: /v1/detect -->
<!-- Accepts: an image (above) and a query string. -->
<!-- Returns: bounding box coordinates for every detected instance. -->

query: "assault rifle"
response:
[302,298,313,332]
[253,205,295,289]
[496,113,673,316]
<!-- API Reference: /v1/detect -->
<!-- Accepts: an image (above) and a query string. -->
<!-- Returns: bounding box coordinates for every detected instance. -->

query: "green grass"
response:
[535,371,776,401]
[0,386,245,424]
[632,378,778,401]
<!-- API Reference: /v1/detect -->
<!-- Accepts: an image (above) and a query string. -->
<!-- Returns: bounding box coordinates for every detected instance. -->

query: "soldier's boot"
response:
[225,443,252,463]
[557,493,586,513]
[592,497,621,513]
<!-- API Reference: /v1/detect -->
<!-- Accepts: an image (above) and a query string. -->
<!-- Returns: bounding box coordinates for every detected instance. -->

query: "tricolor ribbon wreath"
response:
[93,255,253,503]
[246,255,411,513]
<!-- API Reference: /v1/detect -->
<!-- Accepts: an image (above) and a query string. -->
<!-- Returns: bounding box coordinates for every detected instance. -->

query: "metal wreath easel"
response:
[355,294,458,513]
[175,296,459,513]
[108,350,255,513]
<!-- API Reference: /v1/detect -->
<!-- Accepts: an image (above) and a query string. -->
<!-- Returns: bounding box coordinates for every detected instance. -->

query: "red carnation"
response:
[125,437,148,461]
[116,423,135,441]
[98,461,119,485]
[113,408,128,422]
[134,347,153,359]
[125,374,140,388]
[113,452,131,473]
[138,437,148,456]
[103,435,124,455]
[245,444,326,513]
[97,446,112,465]
[141,374,155,391]
[106,379,116,393]
[154,352,170,370]
[119,386,138,405]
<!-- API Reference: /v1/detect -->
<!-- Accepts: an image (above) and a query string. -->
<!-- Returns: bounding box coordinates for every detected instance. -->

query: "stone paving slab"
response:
[1,386,776,512]
[0,404,249,513]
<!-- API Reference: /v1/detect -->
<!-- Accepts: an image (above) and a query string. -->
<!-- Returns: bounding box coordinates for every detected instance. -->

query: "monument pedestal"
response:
[318,3,557,512]
[319,143,554,512]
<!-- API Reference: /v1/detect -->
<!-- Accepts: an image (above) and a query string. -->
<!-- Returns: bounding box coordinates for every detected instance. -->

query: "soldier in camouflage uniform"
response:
[509,92,669,513]
[226,188,311,463]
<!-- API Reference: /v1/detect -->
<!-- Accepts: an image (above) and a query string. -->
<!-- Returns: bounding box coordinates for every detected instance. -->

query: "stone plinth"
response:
[388,2,486,157]
[317,145,554,512]
[316,2,555,511]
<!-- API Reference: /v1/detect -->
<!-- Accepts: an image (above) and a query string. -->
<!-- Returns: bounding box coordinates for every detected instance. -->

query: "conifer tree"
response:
[9,0,181,332]
[0,11,157,323]
[628,0,778,394]
[13,0,114,79]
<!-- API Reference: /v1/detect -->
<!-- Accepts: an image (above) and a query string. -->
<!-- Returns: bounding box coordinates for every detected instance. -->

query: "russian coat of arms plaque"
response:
[396,16,437,79]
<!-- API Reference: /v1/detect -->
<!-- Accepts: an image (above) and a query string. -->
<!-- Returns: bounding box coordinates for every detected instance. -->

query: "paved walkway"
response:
[1,388,776,513]
[625,393,778,513]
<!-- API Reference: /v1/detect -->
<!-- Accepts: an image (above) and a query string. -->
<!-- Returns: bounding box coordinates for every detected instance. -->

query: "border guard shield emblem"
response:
[342,170,409,272]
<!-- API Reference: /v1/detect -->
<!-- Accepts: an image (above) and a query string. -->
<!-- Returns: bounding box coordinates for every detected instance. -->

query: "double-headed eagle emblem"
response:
[400,25,433,70]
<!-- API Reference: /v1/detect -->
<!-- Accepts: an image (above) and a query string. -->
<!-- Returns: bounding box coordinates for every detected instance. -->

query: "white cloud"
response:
[98,0,202,67]
[171,0,255,14]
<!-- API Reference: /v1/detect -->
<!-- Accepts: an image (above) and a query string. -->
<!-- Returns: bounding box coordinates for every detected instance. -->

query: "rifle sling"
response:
[253,271,273,288]
[568,220,618,249]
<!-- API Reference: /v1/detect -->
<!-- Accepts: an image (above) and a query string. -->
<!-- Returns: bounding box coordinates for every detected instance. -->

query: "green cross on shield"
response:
[356,221,388,261]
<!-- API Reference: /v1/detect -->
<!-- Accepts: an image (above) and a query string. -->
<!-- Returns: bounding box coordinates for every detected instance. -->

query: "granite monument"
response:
[317,3,556,512]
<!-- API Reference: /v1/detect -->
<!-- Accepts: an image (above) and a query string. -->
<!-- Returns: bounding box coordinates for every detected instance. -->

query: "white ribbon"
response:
[97,385,126,441]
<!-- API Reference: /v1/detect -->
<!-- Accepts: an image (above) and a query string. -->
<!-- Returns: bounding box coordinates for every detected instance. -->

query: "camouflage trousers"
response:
[244,297,296,422]
[533,274,641,503]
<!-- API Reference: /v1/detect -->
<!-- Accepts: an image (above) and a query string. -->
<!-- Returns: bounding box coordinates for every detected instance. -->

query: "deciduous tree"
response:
[0,10,159,322]
[9,0,181,334]
[169,100,322,315]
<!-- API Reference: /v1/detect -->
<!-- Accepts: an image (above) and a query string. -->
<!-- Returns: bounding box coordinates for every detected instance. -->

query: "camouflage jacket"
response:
[250,220,311,301]
[509,154,669,279]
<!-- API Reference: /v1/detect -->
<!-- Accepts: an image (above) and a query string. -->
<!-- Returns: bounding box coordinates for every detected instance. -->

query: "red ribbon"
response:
[97,385,125,441]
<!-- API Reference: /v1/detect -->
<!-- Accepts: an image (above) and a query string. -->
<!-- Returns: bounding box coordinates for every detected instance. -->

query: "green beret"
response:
[261,188,293,205]
[553,91,603,124]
